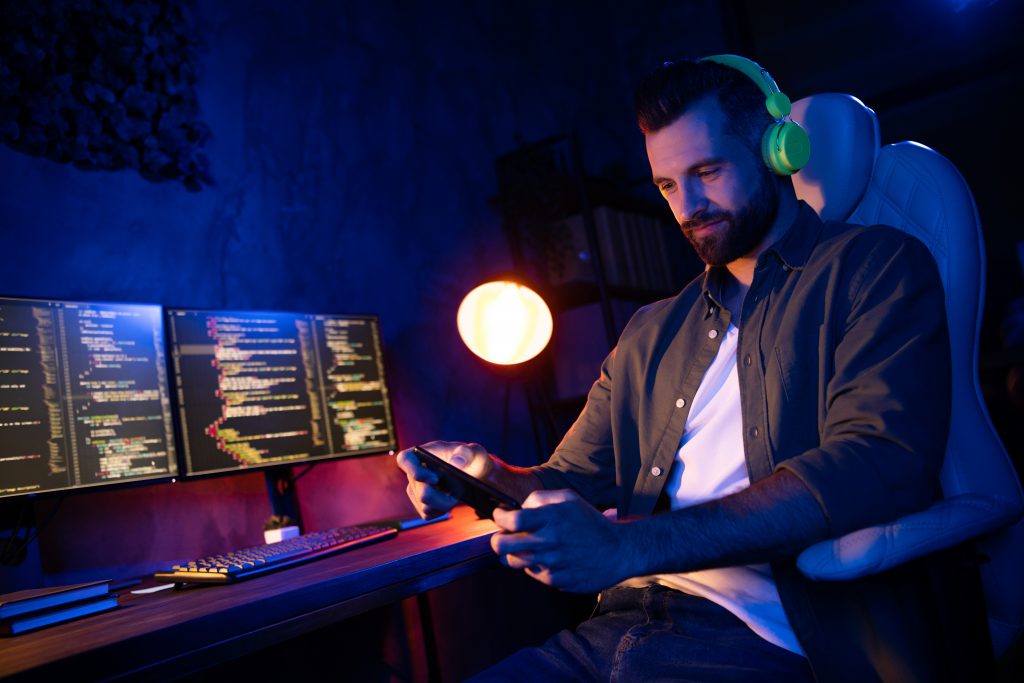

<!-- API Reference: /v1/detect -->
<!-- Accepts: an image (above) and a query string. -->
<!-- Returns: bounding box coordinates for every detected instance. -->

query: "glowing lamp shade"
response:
[457,281,553,365]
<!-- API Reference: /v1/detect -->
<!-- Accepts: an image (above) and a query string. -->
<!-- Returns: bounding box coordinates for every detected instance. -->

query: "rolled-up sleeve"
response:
[777,234,951,537]
[532,346,620,508]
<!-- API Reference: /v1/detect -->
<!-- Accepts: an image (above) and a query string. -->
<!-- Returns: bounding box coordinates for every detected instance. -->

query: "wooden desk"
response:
[0,507,498,681]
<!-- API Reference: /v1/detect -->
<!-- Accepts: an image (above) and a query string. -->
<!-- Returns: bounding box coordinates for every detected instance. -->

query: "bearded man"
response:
[399,57,960,682]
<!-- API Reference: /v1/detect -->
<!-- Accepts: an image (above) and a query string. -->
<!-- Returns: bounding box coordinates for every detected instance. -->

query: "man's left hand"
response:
[491,489,632,593]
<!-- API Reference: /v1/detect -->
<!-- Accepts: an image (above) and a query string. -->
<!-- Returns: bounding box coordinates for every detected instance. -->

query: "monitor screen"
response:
[0,297,178,499]
[166,309,397,476]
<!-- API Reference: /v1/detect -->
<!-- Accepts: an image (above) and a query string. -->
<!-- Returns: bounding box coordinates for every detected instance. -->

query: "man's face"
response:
[645,98,778,266]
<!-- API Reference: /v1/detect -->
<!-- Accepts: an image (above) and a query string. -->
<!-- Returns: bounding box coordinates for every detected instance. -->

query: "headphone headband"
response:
[697,53,809,175]
[701,54,791,118]
[701,54,779,96]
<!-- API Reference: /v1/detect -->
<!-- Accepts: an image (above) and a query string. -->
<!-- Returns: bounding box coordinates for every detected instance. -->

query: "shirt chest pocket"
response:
[769,323,832,443]
[770,321,827,397]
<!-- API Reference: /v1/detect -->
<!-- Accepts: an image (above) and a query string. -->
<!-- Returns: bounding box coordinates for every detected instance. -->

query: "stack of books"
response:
[0,580,118,636]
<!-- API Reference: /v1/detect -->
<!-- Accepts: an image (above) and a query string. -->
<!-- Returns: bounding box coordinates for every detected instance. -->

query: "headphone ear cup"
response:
[761,121,810,175]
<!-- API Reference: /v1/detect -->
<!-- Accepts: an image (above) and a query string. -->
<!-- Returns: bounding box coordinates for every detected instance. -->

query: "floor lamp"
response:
[456,280,553,463]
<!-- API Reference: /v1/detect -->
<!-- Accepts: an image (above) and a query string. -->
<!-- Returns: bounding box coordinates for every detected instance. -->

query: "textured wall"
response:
[0,0,723,587]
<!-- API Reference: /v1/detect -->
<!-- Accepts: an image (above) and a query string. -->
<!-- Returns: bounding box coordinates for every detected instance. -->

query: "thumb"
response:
[522,488,580,509]
[448,444,474,468]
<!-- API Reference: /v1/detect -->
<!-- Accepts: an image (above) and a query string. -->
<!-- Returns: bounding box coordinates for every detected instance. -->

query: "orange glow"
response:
[457,281,553,365]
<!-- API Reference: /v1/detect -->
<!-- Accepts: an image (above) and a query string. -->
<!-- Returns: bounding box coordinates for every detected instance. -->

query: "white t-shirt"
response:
[625,322,804,655]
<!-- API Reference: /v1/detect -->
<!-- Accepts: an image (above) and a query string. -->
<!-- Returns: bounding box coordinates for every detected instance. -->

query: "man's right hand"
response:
[395,441,494,519]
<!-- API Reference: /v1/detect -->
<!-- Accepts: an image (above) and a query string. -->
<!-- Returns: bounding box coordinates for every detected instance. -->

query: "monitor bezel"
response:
[163,306,400,480]
[0,295,181,501]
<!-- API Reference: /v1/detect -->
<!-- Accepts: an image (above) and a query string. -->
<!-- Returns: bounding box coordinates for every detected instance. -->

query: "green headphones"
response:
[701,54,810,176]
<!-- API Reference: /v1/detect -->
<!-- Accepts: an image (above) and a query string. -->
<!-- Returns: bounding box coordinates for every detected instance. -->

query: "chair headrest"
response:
[790,93,880,222]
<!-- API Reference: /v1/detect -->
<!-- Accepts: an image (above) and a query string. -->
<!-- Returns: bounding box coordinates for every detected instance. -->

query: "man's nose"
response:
[676,185,709,224]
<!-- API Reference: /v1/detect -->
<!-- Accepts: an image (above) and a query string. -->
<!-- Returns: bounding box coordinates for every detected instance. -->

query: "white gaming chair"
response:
[789,93,1024,659]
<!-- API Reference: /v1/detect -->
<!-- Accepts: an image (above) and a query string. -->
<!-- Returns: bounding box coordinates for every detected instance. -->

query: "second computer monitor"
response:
[166,309,397,476]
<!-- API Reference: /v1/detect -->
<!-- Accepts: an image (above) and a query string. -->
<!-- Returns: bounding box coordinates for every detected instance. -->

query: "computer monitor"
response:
[0,297,178,499]
[166,309,398,476]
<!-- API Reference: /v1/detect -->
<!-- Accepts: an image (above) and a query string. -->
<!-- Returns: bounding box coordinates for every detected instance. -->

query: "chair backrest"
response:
[792,94,1024,655]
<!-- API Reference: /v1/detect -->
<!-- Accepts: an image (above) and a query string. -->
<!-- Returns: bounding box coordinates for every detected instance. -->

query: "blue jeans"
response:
[470,585,815,682]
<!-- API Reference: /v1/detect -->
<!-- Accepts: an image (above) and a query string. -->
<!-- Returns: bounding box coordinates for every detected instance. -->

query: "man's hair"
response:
[634,59,773,155]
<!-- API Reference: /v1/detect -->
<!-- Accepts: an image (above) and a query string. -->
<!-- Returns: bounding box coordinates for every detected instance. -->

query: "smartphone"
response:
[411,446,521,519]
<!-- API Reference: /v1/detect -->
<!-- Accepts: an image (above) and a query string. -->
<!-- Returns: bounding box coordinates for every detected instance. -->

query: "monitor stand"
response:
[0,499,34,568]
[264,468,304,533]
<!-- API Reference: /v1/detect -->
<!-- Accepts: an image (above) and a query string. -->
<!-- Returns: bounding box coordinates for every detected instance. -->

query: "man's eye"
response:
[658,182,675,194]
[697,168,720,180]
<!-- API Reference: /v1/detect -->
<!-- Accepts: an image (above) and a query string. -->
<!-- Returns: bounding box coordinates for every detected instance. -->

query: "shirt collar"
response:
[701,268,727,315]
[699,200,823,310]
[766,200,823,271]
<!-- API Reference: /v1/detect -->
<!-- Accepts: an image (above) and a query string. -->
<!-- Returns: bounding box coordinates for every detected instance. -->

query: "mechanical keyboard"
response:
[153,523,398,585]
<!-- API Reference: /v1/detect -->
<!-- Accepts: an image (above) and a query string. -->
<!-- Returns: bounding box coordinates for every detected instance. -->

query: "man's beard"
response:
[681,172,780,267]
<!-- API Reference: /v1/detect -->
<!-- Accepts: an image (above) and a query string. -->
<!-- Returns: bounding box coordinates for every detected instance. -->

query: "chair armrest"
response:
[796,494,1024,580]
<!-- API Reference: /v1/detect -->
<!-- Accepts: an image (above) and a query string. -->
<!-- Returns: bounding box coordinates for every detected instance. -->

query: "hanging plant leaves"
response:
[0,0,212,191]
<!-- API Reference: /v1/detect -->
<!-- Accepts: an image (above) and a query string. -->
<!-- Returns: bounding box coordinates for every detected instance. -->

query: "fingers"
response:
[417,440,482,463]
[492,506,553,533]
[489,491,620,593]
[493,488,580,531]
[524,565,556,587]
[490,505,561,572]
[396,441,498,519]
[446,442,477,468]
[416,440,492,478]
[492,531,557,575]
[442,441,493,478]
[396,447,454,519]
[395,449,437,485]
[502,553,535,571]
[490,530,550,556]
[407,479,458,519]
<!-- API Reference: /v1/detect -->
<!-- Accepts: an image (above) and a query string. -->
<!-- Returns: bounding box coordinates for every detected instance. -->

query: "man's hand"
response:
[395,441,493,519]
[491,489,632,593]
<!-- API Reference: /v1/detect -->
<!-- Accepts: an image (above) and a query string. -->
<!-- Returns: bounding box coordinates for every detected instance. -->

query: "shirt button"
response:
[743,354,752,367]
[675,398,686,408]
[651,466,663,477]
[749,427,759,439]
[708,329,719,339]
